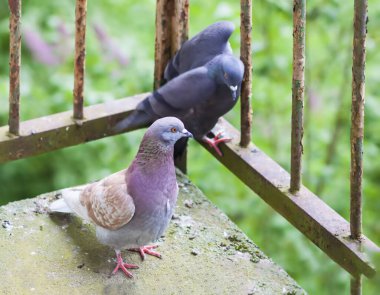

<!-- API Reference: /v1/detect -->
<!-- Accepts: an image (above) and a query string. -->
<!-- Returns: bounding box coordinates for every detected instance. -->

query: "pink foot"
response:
[112,250,139,278]
[129,245,162,261]
[202,132,232,156]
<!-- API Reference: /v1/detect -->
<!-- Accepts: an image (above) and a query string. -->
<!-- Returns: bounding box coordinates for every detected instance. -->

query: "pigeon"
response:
[115,53,244,156]
[49,117,192,278]
[164,21,235,81]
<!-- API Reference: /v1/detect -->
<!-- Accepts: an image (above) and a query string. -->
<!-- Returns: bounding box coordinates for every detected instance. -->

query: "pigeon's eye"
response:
[170,127,177,133]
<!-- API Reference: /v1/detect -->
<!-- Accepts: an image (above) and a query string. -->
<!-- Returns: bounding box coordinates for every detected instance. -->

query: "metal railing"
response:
[73,0,87,120]
[2,0,377,293]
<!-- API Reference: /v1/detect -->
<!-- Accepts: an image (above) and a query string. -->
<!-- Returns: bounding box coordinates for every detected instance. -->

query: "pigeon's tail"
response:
[50,187,90,221]
[49,198,73,213]
[174,137,189,162]
[113,110,153,133]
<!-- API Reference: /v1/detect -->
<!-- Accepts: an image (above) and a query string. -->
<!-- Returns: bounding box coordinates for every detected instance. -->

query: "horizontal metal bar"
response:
[200,118,378,278]
[0,93,147,164]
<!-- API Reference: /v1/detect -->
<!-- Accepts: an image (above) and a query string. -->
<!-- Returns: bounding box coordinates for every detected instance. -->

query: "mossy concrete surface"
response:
[0,172,305,295]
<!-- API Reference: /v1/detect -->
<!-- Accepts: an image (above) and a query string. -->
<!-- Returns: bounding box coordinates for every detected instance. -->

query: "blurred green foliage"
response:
[0,0,379,294]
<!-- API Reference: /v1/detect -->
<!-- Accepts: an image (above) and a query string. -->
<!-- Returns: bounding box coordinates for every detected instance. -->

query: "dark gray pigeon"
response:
[50,117,192,278]
[115,53,244,156]
[164,21,234,81]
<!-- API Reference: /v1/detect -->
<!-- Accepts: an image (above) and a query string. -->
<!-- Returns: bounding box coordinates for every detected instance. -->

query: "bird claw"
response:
[203,132,232,156]
[129,245,162,261]
[112,252,139,278]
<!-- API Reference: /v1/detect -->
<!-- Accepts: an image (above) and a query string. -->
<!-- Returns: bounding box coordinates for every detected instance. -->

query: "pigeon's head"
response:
[220,55,244,100]
[147,117,193,146]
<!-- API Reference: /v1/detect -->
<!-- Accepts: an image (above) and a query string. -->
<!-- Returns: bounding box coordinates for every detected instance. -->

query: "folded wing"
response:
[114,67,216,132]
[164,21,234,81]
[79,170,135,230]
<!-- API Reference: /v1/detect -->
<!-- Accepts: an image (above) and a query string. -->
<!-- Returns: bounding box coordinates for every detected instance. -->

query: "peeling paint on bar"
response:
[290,0,306,192]
[171,0,189,56]
[8,0,22,135]
[153,0,174,90]
[240,0,253,147]
[153,0,188,90]
[350,0,367,241]
[349,1,368,292]
[73,0,87,120]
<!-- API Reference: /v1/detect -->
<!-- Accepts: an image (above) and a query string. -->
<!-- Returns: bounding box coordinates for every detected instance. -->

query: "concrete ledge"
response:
[0,172,305,294]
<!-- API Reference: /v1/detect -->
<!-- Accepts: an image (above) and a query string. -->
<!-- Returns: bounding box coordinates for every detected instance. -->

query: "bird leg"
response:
[202,132,232,156]
[129,245,162,261]
[112,250,139,278]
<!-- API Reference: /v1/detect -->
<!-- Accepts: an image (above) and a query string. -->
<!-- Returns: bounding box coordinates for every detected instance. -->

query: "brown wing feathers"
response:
[80,171,135,230]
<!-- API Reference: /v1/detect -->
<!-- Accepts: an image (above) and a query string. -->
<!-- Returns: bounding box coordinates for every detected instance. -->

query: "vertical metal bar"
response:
[8,0,21,135]
[171,0,189,56]
[171,0,190,173]
[240,0,253,147]
[350,0,367,240]
[290,0,306,193]
[153,0,174,90]
[73,0,87,120]
[350,275,362,295]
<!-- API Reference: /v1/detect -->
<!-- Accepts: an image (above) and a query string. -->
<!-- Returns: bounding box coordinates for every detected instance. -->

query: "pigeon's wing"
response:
[80,170,135,230]
[115,67,216,132]
[188,21,234,54]
[113,67,216,132]
[147,66,216,117]
[164,21,234,80]
[164,52,180,81]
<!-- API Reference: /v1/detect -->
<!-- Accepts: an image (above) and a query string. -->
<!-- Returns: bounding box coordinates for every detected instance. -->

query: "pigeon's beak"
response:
[181,128,193,138]
[229,85,238,101]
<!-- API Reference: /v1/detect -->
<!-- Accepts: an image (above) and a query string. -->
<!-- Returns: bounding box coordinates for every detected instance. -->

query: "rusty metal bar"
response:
[8,0,21,136]
[0,94,147,164]
[350,275,362,295]
[350,0,367,240]
[73,0,87,120]
[240,0,253,147]
[200,118,378,278]
[290,0,306,193]
[170,0,190,173]
[153,0,174,89]
[171,0,189,56]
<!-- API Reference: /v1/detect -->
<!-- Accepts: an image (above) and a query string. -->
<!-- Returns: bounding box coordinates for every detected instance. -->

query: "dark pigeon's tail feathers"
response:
[113,109,153,133]
[113,86,187,133]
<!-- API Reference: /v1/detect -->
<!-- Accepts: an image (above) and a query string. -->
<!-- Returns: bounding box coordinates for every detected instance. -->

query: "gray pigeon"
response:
[115,53,244,156]
[49,117,192,278]
[164,21,235,81]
